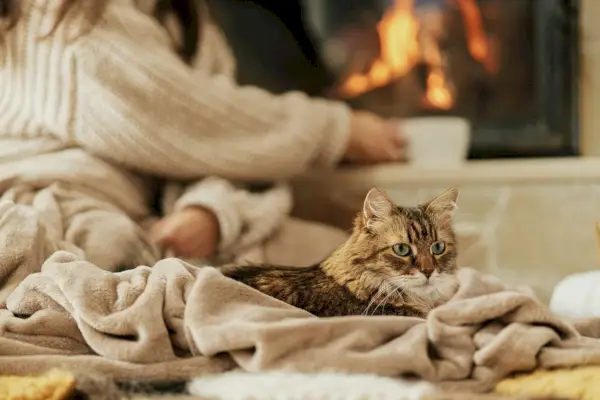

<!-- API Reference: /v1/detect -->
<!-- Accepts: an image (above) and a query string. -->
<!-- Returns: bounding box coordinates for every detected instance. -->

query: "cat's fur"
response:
[221,187,460,318]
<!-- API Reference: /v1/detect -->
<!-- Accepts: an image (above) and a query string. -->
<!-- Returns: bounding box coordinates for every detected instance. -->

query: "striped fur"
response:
[222,188,460,317]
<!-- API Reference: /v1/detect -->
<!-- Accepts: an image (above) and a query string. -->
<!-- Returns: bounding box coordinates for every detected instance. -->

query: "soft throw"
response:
[2,236,600,393]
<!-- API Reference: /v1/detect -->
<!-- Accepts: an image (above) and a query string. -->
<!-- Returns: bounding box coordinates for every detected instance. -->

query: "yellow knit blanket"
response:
[496,366,600,400]
[0,369,75,400]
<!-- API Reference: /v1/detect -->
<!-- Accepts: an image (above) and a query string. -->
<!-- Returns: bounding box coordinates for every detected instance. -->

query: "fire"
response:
[338,0,496,110]
[339,0,419,97]
[456,0,498,74]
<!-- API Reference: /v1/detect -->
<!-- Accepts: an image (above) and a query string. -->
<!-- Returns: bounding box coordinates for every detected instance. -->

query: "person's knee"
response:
[65,210,158,271]
[0,200,58,302]
[0,200,48,247]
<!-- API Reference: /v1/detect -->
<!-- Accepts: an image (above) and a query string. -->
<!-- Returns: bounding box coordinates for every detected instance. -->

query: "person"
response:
[0,0,407,282]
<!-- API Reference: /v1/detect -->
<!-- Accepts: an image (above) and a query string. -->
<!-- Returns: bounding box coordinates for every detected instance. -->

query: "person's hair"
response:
[0,0,200,63]
[156,0,201,63]
[0,0,20,31]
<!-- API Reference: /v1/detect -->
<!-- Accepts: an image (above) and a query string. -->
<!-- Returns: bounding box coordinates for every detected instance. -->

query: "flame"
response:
[426,69,453,109]
[338,0,495,110]
[456,0,498,74]
[339,0,421,99]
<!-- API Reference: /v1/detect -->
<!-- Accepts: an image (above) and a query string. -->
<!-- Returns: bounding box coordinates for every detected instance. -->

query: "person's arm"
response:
[72,0,351,182]
[155,177,292,258]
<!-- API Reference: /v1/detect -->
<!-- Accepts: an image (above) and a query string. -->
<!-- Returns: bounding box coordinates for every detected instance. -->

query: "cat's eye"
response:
[392,243,411,257]
[430,241,446,255]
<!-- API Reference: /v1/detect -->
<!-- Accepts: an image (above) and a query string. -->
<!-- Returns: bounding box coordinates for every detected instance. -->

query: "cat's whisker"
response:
[386,280,408,297]
[368,279,407,316]
[372,284,398,316]
[387,276,411,287]
[390,282,417,303]
[367,281,391,315]
[362,292,380,316]
[363,284,388,316]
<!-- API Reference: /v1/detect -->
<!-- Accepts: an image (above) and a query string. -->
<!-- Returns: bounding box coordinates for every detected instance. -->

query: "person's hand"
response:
[148,206,220,259]
[343,110,407,165]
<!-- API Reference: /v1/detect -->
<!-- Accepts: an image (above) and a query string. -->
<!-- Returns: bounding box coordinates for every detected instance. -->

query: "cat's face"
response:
[351,188,460,309]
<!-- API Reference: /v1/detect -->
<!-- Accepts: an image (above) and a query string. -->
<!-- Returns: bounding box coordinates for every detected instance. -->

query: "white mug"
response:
[400,117,471,168]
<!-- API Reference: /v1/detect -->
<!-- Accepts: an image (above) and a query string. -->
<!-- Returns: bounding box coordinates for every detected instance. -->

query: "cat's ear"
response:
[424,188,459,221]
[363,188,394,221]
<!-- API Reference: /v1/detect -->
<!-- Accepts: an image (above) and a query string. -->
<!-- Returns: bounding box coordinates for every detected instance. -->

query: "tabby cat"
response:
[221,187,460,318]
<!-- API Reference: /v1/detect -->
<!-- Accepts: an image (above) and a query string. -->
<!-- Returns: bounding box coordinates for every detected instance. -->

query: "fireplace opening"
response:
[210,0,580,159]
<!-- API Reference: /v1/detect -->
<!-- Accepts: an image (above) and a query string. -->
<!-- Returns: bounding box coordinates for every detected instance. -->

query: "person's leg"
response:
[0,199,59,303]
[1,182,159,274]
[236,217,349,267]
[54,184,160,271]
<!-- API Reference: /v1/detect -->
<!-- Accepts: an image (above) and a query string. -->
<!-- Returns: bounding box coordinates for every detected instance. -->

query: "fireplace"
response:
[210,0,580,159]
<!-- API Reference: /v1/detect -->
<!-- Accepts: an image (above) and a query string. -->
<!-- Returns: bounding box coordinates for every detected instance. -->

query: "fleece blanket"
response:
[3,248,600,393]
[3,191,600,394]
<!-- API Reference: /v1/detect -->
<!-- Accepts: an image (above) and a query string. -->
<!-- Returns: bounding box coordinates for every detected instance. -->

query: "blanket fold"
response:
[3,246,600,393]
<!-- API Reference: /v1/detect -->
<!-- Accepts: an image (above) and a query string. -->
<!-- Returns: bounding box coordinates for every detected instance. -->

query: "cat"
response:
[221,187,460,318]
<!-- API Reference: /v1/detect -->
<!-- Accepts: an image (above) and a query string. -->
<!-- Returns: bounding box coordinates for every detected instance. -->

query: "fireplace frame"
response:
[464,0,580,159]
[319,0,582,159]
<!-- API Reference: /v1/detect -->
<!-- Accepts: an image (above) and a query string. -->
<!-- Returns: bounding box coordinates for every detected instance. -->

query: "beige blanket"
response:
[2,188,600,393]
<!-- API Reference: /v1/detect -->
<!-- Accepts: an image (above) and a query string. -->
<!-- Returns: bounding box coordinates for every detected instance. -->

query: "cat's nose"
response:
[422,268,434,279]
